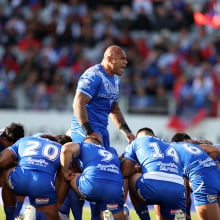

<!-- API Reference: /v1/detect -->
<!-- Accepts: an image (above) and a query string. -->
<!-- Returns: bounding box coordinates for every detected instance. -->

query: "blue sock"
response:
[13,200,24,218]
[36,210,46,220]
[69,188,84,220]
[4,206,15,220]
[186,199,191,220]
[59,193,70,215]
[134,204,150,220]
[90,202,101,220]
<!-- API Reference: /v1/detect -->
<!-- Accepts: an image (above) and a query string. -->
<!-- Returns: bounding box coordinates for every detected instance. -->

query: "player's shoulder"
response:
[14,136,38,145]
[136,135,159,143]
[22,136,38,141]
[83,64,102,76]
[109,146,118,156]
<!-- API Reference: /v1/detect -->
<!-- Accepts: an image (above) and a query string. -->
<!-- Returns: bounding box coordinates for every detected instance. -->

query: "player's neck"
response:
[100,62,114,77]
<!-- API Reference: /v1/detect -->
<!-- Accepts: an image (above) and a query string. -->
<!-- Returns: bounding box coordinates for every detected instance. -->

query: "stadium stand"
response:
[1,0,220,126]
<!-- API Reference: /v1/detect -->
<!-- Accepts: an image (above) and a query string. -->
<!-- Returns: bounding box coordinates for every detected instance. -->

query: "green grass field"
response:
[0,206,198,219]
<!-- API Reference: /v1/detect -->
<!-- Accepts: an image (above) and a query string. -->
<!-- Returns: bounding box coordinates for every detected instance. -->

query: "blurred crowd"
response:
[1,0,220,117]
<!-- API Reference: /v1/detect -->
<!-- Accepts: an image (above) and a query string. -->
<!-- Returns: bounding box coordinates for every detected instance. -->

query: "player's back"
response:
[171,142,218,178]
[78,141,123,184]
[8,136,62,174]
[129,136,183,177]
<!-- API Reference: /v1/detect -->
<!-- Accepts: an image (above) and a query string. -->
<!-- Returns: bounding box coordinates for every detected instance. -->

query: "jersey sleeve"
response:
[8,140,20,157]
[77,71,101,98]
[123,142,138,163]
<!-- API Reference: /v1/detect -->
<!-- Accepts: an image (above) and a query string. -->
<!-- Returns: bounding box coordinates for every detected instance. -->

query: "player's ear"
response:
[1,136,11,146]
[107,55,115,64]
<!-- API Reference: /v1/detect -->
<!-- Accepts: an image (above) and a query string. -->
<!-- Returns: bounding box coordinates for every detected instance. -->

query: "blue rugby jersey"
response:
[8,136,62,175]
[72,64,120,129]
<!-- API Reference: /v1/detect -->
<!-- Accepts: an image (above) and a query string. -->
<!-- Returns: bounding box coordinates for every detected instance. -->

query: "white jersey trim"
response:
[143,172,184,185]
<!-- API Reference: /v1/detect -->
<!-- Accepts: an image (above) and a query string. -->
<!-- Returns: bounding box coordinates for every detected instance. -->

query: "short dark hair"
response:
[84,136,101,145]
[136,127,155,137]
[56,134,72,145]
[40,134,57,142]
[1,123,24,143]
[171,133,191,142]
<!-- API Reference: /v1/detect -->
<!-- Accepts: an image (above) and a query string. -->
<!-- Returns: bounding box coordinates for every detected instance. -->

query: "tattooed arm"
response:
[73,91,101,143]
[110,102,135,143]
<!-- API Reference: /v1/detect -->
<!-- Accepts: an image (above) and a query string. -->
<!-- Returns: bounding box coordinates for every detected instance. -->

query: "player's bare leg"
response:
[195,203,220,220]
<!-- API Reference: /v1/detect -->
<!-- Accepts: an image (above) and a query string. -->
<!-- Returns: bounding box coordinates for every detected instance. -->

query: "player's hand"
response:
[62,168,74,181]
[126,132,135,143]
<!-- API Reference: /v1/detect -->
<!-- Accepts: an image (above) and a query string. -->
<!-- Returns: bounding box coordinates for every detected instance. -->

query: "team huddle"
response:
[1,45,220,220]
[1,124,220,220]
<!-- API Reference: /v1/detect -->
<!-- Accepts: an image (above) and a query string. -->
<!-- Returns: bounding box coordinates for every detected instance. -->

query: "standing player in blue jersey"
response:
[60,136,125,220]
[121,128,186,220]
[60,45,135,220]
[71,45,135,147]
[0,134,69,220]
[0,123,25,220]
[170,141,220,220]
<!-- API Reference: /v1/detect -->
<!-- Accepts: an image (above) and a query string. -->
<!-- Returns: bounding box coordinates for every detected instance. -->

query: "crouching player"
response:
[60,136,125,220]
[121,128,186,220]
[0,134,70,220]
